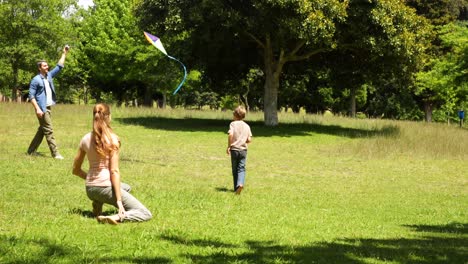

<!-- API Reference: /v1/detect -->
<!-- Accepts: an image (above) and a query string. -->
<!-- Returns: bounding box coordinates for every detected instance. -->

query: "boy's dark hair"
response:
[233,106,246,120]
[37,60,47,69]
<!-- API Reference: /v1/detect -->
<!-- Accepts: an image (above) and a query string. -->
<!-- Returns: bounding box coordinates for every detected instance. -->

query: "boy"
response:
[227,106,252,194]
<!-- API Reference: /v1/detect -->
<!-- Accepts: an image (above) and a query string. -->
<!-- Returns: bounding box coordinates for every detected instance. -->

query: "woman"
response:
[73,103,152,225]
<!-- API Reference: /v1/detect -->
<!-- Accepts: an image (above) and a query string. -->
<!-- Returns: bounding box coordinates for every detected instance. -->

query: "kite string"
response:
[168,55,187,95]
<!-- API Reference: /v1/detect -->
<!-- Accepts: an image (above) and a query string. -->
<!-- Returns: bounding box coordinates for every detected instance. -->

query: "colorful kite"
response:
[144,31,187,95]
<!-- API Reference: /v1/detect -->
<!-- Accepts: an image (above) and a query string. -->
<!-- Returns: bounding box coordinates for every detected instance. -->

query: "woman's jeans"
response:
[230,150,247,191]
[86,182,152,222]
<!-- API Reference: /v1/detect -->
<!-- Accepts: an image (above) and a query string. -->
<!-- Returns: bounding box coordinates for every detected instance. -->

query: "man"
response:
[27,45,69,159]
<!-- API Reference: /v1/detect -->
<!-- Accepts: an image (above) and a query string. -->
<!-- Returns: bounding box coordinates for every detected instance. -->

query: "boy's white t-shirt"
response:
[228,120,252,151]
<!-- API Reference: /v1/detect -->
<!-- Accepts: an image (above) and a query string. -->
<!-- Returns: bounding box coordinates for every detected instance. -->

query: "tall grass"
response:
[0,103,466,263]
[112,105,468,159]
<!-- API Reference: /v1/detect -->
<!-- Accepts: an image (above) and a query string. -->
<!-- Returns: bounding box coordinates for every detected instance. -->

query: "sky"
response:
[78,0,94,8]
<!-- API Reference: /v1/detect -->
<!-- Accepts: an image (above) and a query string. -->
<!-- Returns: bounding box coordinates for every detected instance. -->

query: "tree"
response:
[79,0,161,106]
[137,0,433,125]
[406,0,468,25]
[406,0,468,121]
[415,22,468,122]
[326,0,431,117]
[137,0,348,126]
[0,0,76,100]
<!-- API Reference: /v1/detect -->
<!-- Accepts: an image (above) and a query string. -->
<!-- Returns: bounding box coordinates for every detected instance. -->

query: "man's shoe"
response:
[54,154,64,160]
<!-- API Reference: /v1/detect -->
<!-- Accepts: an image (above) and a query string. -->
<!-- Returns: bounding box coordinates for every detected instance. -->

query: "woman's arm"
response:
[72,148,87,179]
[109,150,125,219]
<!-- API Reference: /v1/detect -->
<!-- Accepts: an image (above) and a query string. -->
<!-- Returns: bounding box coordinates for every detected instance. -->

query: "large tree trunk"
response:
[263,73,279,126]
[248,33,326,125]
[424,101,433,122]
[263,36,283,126]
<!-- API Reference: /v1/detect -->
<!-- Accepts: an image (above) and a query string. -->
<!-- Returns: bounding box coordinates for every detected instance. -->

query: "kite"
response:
[144,31,187,95]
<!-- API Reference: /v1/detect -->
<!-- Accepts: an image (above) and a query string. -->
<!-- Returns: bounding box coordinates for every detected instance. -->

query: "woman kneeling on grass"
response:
[72,103,152,225]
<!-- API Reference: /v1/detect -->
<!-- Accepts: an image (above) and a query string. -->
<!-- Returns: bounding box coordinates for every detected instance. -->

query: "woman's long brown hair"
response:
[92,103,119,156]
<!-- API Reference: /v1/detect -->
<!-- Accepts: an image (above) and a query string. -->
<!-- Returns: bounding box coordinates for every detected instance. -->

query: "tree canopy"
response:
[0,0,466,126]
[136,0,433,125]
[0,0,76,99]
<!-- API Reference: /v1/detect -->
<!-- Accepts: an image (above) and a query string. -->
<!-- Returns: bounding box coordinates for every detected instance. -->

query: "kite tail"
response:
[168,55,187,95]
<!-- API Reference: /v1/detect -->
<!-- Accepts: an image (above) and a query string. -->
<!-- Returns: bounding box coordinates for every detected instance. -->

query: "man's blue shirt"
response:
[28,64,63,112]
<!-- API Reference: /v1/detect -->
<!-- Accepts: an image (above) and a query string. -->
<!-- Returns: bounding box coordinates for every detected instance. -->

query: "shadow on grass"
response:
[2,223,463,263]
[159,222,466,263]
[404,222,468,234]
[0,234,172,263]
[116,117,399,138]
[68,208,119,219]
[214,187,231,193]
[160,234,236,249]
[25,152,47,158]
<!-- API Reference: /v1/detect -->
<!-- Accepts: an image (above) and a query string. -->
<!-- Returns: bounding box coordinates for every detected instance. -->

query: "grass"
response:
[0,102,466,263]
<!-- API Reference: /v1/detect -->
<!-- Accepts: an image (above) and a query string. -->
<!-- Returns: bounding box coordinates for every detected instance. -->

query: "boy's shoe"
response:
[54,154,64,160]
[97,216,118,225]
[235,185,243,194]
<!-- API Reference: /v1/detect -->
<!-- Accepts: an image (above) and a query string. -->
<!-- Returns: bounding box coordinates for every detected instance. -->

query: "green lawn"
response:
[0,103,466,263]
